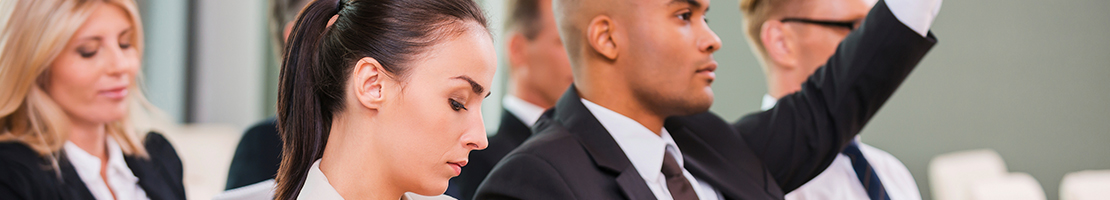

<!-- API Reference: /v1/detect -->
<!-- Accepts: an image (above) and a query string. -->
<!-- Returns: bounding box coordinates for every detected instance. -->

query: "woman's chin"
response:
[409,181,449,196]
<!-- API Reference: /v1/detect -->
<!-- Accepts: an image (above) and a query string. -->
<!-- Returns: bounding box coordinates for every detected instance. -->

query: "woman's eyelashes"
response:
[449,98,468,111]
[77,46,97,58]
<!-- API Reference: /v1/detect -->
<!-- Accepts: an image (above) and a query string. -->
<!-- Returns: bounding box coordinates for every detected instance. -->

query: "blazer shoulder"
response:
[0,142,60,199]
[143,132,181,161]
[0,142,43,167]
[508,120,582,159]
[732,110,768,133]
[140,132,184,180]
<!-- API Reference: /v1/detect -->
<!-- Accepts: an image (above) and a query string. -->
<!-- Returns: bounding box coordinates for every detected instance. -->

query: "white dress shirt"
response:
[297,160,457,200]
[886,0,942,37]
[761,95,921,200]
[64,136,150,200]
[581,99,723,200]
[502,95,546,127]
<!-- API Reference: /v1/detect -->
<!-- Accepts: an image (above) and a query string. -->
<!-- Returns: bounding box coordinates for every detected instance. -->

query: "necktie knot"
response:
[662,150,699,200]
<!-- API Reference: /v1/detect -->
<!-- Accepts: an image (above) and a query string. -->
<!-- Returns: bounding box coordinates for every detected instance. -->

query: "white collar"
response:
[64,136,144,200]
[502,95,546,126]
[296,160,459,200]
[298,160,346,200]
[580,98,685,183]
[761,94,778,111]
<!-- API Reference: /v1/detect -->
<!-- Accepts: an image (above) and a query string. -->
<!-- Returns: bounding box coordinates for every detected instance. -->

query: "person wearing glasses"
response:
[474,0,939,198]
[736,0,928,199]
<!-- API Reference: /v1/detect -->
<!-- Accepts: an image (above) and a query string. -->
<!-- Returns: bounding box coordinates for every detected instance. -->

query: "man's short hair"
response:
[505,0,544,40]
[270,0,311,49]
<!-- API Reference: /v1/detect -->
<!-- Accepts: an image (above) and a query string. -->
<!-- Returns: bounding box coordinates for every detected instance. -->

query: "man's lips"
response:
[696,62,718,82]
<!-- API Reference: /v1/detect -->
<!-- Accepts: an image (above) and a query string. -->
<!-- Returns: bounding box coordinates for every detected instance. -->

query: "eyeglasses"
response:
[780,18,860,31]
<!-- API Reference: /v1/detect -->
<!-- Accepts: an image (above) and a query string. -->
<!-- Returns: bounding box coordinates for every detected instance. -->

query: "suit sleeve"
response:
[473,154,577,200]
[732,0,937,192]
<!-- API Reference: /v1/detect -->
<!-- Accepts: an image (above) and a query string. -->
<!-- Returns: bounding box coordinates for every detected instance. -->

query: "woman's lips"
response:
[100,86,128,100]
[448,161,468,176]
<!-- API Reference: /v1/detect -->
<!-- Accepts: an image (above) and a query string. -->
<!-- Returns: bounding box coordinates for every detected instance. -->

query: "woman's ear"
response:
[761,20,797,68]
[353,57,385,110]
[587,15,619,60]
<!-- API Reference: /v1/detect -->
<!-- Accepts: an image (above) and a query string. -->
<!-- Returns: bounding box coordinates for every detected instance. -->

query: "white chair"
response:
[161,124,243,200]
[1060,169,1110,200]
[929,149,1009,200]
[968,172,1046,200]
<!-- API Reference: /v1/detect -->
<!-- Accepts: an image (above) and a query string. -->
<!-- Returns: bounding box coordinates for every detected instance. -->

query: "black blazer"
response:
[474,1,936,199]
[0,132,186,200]
[225,117,283,190]
[449,110,534,200]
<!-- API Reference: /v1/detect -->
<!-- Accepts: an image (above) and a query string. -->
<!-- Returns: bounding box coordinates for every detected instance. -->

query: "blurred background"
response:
[133,0,1109,199]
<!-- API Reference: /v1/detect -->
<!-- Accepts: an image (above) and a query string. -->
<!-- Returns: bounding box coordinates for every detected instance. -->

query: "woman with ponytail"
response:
[274,0,494,199]
[0,0,184,199]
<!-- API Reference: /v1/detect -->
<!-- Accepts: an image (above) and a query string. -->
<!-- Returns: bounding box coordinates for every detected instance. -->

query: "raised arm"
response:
[733,0,940,192]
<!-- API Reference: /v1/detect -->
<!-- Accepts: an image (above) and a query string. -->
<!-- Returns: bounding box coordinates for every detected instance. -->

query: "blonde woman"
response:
[0,0,185,199]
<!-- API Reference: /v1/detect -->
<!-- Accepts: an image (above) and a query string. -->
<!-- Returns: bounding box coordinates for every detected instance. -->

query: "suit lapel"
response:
[126,155,174,200]
[57,152,97,199]
[616,165,658,200]
[666,114,785,200]
[550,86,657,200]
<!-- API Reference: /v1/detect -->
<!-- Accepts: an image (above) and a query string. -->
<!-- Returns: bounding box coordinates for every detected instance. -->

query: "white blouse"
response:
[297,160,457,200]
[63,136,149,200]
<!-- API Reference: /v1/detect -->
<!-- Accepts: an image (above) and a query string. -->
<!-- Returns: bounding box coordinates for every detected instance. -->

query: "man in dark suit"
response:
[474,0,939,199]
[447,0,575,199]
[222,0,310,193]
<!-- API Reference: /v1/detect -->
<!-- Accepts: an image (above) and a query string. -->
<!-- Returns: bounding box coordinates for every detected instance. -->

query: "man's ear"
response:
[507,32,529,75]
[760,20,797,68]
[353,57,386,110]
[586,16,618,60]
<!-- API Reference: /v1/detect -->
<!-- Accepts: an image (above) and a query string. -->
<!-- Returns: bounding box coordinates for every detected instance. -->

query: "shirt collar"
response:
[580,98,684,183]
[63,136,140,184]
[761,94,778,111]
[502,95,546,127]
[298,160,346,200]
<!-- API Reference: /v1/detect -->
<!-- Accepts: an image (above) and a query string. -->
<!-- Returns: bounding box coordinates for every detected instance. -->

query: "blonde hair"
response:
[0,0,158,159]
[739,0,797,62]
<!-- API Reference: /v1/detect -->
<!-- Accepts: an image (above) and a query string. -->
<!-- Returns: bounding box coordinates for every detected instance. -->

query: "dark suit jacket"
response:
[225,117,283,190]
[0,132,186,200]
[474,0,936,199]
[449,110,534,200]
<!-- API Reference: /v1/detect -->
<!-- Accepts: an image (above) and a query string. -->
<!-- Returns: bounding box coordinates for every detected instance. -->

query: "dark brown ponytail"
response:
[274,0,488,199]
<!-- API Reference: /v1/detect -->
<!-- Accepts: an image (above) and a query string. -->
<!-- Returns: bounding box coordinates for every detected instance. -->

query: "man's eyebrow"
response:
[452,75,490,98]
[669,0,703,9]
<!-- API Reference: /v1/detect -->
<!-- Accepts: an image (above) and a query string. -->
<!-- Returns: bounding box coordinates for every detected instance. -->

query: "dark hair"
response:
[505,0,543,40]
[274,0,488,199]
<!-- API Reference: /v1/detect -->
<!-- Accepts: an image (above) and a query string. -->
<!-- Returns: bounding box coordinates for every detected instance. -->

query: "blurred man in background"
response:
[220,0,309,196]
[735,0,925,199]
[447,0,574,199]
